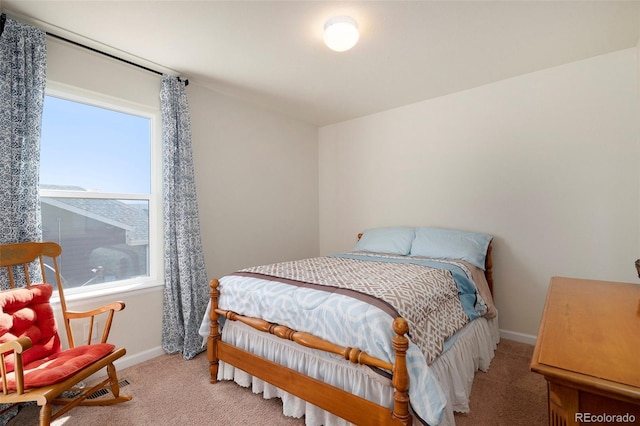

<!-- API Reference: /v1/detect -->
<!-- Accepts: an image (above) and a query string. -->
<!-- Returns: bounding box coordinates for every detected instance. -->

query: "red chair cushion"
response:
[0,284,60,371]
[6,343,115,390]
[0,284,116,390]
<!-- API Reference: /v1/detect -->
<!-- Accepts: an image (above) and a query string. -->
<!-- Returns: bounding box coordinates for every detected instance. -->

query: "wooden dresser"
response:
[531,276,640,426]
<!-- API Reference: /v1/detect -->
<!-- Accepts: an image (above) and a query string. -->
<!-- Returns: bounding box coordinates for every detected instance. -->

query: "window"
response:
[40,89,161,293]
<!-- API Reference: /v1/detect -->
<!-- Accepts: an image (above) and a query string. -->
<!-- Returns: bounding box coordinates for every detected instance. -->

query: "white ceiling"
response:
[2,1,640,126]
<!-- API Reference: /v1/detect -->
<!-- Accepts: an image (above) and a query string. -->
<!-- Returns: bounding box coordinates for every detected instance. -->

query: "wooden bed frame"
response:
[207,241,494,426]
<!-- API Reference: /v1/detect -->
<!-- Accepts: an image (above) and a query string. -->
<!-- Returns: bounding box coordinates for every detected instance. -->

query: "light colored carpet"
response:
[454,339,548,426]
[8,339,547,425]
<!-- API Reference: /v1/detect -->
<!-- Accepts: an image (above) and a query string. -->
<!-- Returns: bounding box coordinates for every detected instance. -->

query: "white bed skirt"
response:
[215,314,499,426]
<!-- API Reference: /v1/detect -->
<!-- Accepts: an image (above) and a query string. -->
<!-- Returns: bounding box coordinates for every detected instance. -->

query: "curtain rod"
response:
[46,32,188,86]
[0,12,188,86]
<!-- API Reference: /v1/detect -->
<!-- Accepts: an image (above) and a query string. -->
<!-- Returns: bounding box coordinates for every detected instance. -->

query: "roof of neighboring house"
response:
[40,184,149,245]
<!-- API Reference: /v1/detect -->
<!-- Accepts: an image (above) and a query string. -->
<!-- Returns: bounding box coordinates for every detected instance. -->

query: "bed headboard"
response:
[356,233,494,295]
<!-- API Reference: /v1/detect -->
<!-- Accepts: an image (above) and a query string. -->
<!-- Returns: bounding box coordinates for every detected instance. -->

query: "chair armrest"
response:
[0,336,32,355]
[64,301,126,320]
[63,302,126,346]
[0,336,32,395]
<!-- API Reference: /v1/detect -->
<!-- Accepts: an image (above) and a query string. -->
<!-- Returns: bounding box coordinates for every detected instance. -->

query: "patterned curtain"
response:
[160,76,208,359]
[0,16,46,420]
[0,17,46,289]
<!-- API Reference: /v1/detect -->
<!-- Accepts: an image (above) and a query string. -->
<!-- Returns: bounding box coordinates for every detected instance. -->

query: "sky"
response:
[40,95,151,195]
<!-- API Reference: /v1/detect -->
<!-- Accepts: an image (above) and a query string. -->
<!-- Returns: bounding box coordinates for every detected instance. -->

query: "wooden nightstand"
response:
[530,277,640,426]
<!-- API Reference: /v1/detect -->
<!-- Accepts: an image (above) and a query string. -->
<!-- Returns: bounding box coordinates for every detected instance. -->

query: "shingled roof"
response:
[40,184,149,245]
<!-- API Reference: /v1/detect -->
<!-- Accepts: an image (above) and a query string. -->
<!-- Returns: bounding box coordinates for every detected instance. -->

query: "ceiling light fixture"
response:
[323,16,359,52]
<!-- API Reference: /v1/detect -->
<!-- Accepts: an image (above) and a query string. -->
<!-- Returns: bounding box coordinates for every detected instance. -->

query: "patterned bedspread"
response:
[235,254,469,364]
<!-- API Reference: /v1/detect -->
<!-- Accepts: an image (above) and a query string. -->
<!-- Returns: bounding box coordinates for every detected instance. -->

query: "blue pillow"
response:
[410,227,492,270]
[354,227,415,255]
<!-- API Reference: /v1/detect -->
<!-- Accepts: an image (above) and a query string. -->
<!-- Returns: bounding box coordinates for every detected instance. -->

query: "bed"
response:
[200,226,499,425]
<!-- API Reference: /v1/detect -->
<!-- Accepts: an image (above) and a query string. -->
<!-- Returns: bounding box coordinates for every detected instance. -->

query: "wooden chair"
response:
[0,241,132,425]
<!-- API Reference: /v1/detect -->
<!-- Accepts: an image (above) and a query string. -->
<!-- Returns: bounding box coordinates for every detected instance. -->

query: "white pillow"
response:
[410,227,492,270]
[354,227,415,255]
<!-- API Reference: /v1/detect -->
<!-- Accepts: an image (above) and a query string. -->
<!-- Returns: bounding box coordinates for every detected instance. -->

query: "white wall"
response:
[189,84,319,279]
[319,48,640,339]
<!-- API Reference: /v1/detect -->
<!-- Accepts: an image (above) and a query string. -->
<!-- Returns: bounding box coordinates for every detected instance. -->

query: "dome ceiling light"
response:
[323,16,359,52]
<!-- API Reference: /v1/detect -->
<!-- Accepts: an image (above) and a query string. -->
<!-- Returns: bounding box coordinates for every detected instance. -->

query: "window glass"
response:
[41,96,150,194]
[40,95,154,291]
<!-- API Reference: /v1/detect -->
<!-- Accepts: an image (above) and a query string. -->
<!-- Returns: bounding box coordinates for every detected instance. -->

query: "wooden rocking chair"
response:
[0,242,132,425]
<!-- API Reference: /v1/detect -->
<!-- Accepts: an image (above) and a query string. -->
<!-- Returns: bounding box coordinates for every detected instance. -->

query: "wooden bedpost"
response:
[485,241,494,295]
[391,317,412,425]
[208,279,221,384]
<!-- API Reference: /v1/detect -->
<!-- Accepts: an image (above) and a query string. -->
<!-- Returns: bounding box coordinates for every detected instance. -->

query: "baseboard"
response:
[115,346,166,370]
[499,329,537,346]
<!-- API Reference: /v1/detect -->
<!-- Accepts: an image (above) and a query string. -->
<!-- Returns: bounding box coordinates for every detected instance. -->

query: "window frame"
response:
[41,82,164,300]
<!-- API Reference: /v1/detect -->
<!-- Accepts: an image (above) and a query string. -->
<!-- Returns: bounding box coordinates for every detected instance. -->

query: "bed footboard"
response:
[208,278,412,426]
